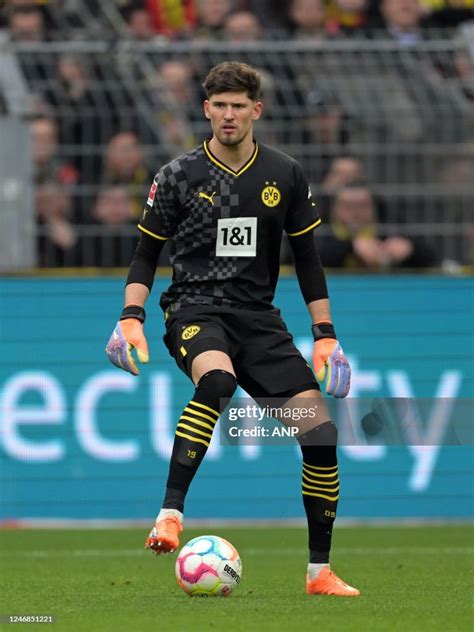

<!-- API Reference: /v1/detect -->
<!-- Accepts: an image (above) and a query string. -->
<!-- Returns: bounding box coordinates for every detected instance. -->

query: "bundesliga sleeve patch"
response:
[147,180,158,207]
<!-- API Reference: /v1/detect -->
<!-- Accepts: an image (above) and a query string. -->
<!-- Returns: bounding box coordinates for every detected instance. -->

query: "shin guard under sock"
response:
[163,370,237,511]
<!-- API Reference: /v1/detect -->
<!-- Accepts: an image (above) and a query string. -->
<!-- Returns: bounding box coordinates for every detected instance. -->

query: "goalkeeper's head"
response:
[203,61,262,102]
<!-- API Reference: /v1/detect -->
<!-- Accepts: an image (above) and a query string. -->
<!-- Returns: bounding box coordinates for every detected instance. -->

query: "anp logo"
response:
[261,182,281,208]
[182,325,201,340]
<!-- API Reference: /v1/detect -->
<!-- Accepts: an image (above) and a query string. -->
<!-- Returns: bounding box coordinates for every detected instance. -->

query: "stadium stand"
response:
[0,0,472,269]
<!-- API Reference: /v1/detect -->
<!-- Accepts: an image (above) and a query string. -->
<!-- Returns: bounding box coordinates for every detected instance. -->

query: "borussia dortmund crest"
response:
[182,325,201,340]
[261,182,281,207]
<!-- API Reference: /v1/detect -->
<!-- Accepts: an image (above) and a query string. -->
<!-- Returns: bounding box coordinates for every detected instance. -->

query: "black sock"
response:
[298,421,339,564]
[162,370,237,512]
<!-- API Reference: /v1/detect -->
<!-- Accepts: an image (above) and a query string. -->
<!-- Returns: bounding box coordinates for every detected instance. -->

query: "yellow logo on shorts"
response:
[261,182,281,208]
[182,325,201,340]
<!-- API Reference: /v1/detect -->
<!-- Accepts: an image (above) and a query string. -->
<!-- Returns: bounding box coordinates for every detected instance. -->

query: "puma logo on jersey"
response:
[198,191,216,206]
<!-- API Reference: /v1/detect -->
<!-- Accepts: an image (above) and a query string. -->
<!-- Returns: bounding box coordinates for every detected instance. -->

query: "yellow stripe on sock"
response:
[179,415,215,432]
[183,407,217,425]
[303,462,338,471]
[176,423,213,440]
[302,465,339,479]
[302,472,339,486]
[189,400,219,418]
[302,481,340,493]
[175,431,210,447]
[302,491,339,501]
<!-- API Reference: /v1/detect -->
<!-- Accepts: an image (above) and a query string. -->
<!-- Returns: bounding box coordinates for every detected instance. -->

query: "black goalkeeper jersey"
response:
[138,140,320,311]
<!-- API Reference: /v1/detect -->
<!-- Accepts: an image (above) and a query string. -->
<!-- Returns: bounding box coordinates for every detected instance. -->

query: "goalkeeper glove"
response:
[312,322,351,398]
[105,305,149,376]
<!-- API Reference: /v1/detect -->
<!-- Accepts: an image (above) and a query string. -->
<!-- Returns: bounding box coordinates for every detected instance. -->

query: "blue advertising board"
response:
[0,275,473,521]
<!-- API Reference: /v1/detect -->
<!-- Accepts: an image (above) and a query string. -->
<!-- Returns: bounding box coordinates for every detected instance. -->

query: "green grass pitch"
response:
[1,525,472,632]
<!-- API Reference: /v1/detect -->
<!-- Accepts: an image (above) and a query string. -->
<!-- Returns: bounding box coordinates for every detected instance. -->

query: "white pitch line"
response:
[1,547,473,558]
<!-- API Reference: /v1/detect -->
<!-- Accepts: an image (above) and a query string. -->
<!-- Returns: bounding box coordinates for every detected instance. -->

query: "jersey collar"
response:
[203,139,259,177]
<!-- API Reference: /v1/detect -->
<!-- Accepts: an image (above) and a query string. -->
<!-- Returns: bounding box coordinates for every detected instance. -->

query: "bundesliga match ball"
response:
[175,535,242,596]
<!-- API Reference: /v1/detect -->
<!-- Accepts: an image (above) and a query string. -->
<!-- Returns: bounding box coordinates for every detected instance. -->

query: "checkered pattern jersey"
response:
[137,140,321,310]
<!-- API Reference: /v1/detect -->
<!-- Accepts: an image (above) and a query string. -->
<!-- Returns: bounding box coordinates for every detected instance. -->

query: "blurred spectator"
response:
[326,0,370,36]
[193,0,234,40]
[378,0,426,44]
[47,54,119,189]
[320,155,390,223]
[31,116,79,188]
[223,10,261,41]
[4,0,70,33]
[31,116,80,265]
[56,53,91,103]
[420,0,474,6]
[243,0,292,34]
[439,156,474,188]
[304,87,350,145]
[302,87,352,183]
[321,155,366,193]
[318,155,367,220]
[124,4,163,40]
[364,0,387,24]
[7,6,59,104]
[317,183,438,268]
[451,28,474,102]
[7,4,46,41]
[92,185,134,226]
[144,0,197,37]
[101,131,152,220]
[255,68,280,145]
[288,0,328,40]
[422,0,474,28]
[90,186,137,266]
[151,59,199,159]
[36,183,79,266]
[437,155,474,245]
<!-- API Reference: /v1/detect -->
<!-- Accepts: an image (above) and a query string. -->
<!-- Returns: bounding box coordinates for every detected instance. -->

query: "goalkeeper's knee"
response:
[298,422,338,472]
[298,421,338,450]
[171,369,237,470]
[196,369,237,411]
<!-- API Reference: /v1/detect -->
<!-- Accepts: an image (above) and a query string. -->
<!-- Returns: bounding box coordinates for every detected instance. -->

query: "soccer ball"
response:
[175,535,242,596]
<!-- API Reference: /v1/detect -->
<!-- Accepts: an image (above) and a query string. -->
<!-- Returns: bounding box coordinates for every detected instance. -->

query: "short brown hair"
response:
[203,61,261,101]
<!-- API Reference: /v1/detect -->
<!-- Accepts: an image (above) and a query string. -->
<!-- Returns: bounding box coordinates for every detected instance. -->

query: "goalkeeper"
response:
[106,61,359,597]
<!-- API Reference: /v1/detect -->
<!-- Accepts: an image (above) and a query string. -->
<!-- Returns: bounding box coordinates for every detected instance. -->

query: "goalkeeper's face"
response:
[204,91,263,147]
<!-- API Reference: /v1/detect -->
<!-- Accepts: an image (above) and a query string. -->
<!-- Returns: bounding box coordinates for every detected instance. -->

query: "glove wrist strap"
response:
[312,322,336,341]
[120,305,146,323]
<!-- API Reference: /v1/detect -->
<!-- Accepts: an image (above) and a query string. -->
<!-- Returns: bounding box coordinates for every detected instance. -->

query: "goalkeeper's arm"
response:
[105,233,166,375]
[288,231,351,398]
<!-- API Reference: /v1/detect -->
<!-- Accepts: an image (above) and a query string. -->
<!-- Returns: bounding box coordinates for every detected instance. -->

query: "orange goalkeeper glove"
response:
[105,305,149,376]
[312,322,351,398]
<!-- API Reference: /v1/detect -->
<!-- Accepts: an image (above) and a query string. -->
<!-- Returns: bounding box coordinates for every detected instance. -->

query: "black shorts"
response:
[163,304,319,399]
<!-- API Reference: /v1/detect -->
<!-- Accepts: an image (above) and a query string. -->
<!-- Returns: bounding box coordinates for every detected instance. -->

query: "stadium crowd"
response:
[3,0,474,41]
[1,0,473,267]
